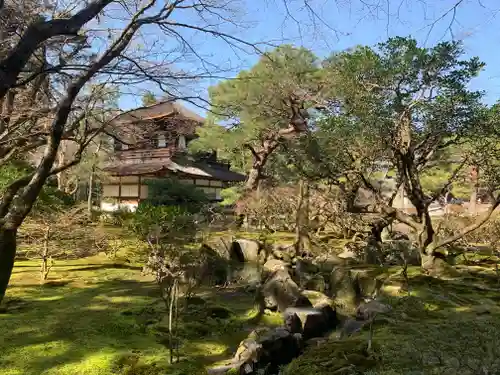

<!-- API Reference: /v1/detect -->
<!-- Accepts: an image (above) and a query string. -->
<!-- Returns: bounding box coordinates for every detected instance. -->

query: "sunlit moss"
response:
[6,238,500,375]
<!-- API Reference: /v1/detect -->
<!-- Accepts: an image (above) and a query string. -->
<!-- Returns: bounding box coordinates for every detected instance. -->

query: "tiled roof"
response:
[103,155,246,182]
[111,101,204,124]
[107,101,205,141]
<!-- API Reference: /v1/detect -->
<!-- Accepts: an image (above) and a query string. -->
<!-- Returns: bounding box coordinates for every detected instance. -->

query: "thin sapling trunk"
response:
[40,224,52,281]
[295,179,311,256]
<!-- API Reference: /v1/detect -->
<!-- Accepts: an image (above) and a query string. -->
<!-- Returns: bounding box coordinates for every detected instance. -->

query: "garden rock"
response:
[228,327,303,374]
[262,259,289,275]
[272,249,293,263]
[209,304,339,374]
[199,244,229,285]
[293,259,320,287]
[230,239,263,263]
[304,274,327,293]
[283,311,303,334]
[233,338,262,368]
[318,303,339,328]
[312,254,344,273]
[285,304,339,341]
[355,299,391,320]
[302,290,334,308]
[259,268,312,312]
[258,327,303,368]
[271,244,294,263]
[330,267,360,313]
[232,263,262,285]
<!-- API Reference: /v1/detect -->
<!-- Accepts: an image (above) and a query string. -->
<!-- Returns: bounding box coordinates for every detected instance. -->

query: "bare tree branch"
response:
[0,0,115,100]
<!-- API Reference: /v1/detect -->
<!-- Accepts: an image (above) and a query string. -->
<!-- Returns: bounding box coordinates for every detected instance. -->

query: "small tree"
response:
[129,178,218,363]
[20,188,92,281]
[322,37,500,273]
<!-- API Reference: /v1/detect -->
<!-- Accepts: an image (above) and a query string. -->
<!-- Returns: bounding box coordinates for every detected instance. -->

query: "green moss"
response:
[8,233,500,375]
[284,338,377,375]
[1,257,259,375]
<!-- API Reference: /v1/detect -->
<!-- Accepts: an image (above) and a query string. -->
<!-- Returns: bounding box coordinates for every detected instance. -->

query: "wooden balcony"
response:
[114,148,174,163]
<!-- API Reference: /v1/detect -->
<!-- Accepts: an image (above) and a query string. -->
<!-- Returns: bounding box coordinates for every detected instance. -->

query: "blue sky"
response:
[117,0,500,113]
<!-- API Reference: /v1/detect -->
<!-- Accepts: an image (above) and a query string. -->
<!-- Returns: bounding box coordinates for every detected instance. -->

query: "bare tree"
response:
[22,205,91,282]
[0,0,265,303]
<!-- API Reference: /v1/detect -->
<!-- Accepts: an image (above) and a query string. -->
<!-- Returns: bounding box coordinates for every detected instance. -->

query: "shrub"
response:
[128,204,198,241]
[142,178,209,213]
[238,186,297,231]
[219,186,242,206]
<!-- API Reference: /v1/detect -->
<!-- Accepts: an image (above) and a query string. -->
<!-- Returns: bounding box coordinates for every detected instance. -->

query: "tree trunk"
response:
[56,142,67,191]
[370,217,392,243]
[0,0,114,100]
[295,179,311,256]
[469,165,479,215]
[0,228,17,304]
[420,252,450,276]
[244,143,276,191]
[40,225,51,281]
[87,141,101,215]
[87,170,94,216]
[245,166,261,191]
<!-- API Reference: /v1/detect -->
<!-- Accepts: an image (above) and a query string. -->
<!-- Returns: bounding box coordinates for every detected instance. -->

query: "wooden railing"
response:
[115,148,174,163]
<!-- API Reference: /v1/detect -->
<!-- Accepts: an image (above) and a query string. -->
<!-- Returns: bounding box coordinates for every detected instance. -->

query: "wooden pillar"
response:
[118,176,122,206]
[469,165,479,215]
[138,176,142,202]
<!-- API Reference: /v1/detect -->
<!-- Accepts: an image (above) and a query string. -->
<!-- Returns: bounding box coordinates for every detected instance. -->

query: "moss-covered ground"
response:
[0,252,285,375]
[3,234,500,375]
[286,262,500,375]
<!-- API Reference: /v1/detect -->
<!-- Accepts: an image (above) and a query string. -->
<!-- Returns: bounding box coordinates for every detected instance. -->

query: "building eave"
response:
[103,157,246,183]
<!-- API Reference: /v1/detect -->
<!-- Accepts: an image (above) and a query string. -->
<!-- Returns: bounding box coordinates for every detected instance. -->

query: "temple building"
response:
[100,101,245,212]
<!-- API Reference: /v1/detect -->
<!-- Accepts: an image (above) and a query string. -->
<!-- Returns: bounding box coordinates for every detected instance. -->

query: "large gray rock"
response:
[318,303,339,328]
[233,338,262,364]
[224,327,303,375]
[209,303,338,374]
[258,267,312,313]
[284,304,339,341]
[356,299,392,321]
[330,267,386,312]
[304,274,327,293]
[271,244,294,263]
[338,240,384,265]
[232,263,262,285]
[330,267,360,313]
[312,254,345,273]
[293,258,320,288]
[262,259,289,275]
[283,311,303,334]
[195,244,229,286]
[230,239,264,263]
